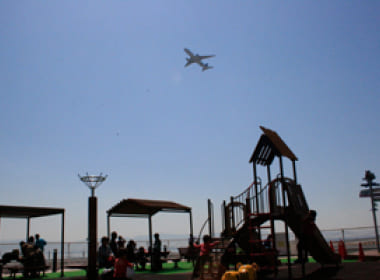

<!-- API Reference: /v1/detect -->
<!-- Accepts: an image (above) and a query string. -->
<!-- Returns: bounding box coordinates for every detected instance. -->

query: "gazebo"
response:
[107,198,193,253]
[0,205,65,277]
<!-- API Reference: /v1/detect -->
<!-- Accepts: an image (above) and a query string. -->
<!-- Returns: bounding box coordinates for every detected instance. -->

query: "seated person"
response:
[135,246,148,271]
[2,249,20,264]
[19,240,45,278]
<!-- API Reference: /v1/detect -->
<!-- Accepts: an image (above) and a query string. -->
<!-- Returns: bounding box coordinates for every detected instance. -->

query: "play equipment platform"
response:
[198,127,341,279]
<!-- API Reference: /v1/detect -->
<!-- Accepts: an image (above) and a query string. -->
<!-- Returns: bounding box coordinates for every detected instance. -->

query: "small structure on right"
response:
[221,126,341,278]
[360,170,380,252]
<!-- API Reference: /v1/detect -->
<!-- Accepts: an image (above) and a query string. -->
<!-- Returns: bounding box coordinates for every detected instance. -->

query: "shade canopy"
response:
[106,198,193,260]
[0,204,65,277]
[249,126,298,166]
[107,198,191,217]
[0,205,64,218]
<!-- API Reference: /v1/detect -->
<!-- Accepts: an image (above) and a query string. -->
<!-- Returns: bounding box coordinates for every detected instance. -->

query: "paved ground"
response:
[264,261,380,280]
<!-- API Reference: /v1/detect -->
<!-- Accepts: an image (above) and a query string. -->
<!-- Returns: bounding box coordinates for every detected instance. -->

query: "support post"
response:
[88,196,98,279]
[292,160,297,184]
[61,211,65,277]
[107,214,110,239]
[230,196,235,232]
[369,181,380,252]
[253,164,259,213]
[189,210,193,237]
[208,199,213,237]
[148,215,153,259]
[279,156,292,279]
[26,217,30,241]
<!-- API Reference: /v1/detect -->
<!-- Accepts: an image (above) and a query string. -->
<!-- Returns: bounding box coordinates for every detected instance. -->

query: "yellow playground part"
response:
[237,263,259,280]
[222,263,259,280]
[221,271,240,280]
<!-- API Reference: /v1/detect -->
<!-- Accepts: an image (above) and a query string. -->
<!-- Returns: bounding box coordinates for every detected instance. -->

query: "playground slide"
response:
[287,213,341,264]
[283,181,341,264]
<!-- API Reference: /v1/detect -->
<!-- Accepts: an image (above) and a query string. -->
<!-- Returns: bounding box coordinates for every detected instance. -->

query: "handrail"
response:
[223,177,296,234]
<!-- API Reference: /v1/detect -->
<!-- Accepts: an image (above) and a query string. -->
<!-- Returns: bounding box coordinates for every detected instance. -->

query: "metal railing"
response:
[1,227,379,261]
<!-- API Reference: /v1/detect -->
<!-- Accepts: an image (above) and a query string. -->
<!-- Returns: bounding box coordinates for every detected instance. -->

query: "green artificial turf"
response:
[2,258,358,279]
[1,261,195,279]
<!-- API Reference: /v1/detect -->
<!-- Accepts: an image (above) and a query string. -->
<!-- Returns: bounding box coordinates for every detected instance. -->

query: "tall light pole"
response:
[361,170,380,252]
[79,173,107,280]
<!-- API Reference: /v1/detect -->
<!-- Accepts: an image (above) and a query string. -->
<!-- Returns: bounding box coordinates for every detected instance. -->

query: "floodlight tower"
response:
[361,170,380,252]
[79,173,107,279]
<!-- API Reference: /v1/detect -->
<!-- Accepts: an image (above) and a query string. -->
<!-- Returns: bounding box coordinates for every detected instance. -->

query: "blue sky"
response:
[0,1,379,243]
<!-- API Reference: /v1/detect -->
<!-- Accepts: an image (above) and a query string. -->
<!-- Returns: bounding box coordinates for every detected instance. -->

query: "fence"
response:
[1,226,379,261]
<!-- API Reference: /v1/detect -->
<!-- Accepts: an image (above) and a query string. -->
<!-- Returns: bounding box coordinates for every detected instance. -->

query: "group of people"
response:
[1,233,47,278]
[98,231,164,279]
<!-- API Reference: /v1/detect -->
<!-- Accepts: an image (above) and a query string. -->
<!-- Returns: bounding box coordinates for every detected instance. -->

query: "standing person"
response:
[188,233,197,265]
[192,235,220,279]
[35,234,47,253]
[151,233,162,271]
[118,236,126,249]
[295,210,317,264]
[113,248,134,280]
[136,246,147,271]
[126,240,136,265]
[110,231,119,257]
[98,236,113,268]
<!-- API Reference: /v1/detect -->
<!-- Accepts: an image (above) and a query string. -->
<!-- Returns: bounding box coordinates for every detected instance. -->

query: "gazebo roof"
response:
[249,126,298,166]
[0,205,65,219]
[107,198,191,217]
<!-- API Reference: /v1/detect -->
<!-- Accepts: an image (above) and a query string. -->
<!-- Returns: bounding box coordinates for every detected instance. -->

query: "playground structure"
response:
[199,126,341,279]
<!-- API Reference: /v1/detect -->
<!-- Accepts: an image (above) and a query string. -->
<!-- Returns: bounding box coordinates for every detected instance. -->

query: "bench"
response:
[178,247,199,261]
[1,262,49,279]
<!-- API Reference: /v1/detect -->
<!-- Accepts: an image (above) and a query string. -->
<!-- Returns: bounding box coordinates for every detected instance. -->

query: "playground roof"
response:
[0,205,65,218]
[249,126,298,166]
[0,205,65,277]
[107,198,191,217]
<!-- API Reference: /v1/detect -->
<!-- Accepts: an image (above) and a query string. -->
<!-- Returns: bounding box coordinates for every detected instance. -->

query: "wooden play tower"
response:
[201,126,339,280]
[222,126,300,278]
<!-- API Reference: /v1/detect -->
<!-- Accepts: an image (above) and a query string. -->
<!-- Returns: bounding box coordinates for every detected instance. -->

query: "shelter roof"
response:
[249,126,298,166]
[0,205,64,219]
[107,198,191,217]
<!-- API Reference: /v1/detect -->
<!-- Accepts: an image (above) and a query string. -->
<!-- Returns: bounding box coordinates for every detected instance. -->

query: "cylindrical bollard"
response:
[53,249,58,272]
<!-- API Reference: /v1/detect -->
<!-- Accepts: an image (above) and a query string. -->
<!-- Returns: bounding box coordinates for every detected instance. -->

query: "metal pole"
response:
[148,215,153,261]
[88,196,98,279]
[107,214,110,239]
[189,210,193,237]
[208,199,212,237]
[26,217,30,241]
[230,196,235,232]
[369,181,380,252]
[61,211,65,277]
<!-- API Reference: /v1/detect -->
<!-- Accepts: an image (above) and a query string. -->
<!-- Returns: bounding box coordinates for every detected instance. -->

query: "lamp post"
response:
[79,173,107,279]
[361,170,380,252]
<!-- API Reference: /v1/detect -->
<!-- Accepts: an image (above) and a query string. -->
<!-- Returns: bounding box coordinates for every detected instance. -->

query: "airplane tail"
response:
[202,64,213,71]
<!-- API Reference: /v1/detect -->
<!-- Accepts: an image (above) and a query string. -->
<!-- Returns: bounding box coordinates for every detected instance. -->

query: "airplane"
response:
[184,48,215,69]
[199,62,213,72]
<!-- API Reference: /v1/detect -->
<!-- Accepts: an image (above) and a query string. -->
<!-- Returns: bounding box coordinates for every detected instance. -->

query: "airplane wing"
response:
[184,48,193,57]
[199,55,215,60]
[184,60,192,67]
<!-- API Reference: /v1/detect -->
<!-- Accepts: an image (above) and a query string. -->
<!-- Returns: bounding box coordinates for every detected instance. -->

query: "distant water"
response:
[0,239,189,260]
